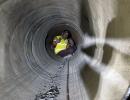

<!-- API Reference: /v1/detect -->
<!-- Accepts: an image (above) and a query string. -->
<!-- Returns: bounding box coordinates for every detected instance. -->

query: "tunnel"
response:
[0,0,130,100]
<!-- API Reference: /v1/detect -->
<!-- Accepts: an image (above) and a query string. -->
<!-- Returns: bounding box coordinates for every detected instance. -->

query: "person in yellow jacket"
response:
[52,30,76,57]
[54,36,68,54]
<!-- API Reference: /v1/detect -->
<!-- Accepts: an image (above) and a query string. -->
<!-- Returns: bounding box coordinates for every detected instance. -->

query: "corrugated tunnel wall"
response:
[0,0,130,100]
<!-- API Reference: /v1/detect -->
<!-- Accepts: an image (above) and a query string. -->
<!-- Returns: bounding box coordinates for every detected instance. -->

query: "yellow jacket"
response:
[54,36,68,54]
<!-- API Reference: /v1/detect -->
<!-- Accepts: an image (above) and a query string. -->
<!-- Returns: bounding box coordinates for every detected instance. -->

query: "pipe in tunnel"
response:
[0,0,91,100]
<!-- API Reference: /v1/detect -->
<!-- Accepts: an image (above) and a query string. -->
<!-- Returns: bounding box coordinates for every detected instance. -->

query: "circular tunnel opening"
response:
[45,24,80,60]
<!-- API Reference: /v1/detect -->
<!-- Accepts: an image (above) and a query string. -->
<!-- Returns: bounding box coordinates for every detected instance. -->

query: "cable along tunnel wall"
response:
[0,0,87,100]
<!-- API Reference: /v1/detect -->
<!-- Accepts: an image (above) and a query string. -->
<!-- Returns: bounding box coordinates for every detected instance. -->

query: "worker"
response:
[52,34,68,55]
[52,30,76,58]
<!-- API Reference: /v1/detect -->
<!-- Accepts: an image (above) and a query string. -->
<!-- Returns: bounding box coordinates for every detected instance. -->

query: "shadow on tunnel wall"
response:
[106,0,130,38]
[80,0,90,35]
[80,64,100,100]
[105,0,130,64]
[80,0,94,36]
[80,0,130,99]
[79,0,100,100]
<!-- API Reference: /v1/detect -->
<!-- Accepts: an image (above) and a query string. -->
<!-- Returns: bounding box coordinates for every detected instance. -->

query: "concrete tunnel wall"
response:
[0,0,88,100]
[0,0,130,100]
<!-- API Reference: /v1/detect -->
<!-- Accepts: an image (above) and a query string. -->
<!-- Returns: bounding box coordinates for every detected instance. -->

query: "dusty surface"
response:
[0,0,130,100]
[86,0,130,100]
